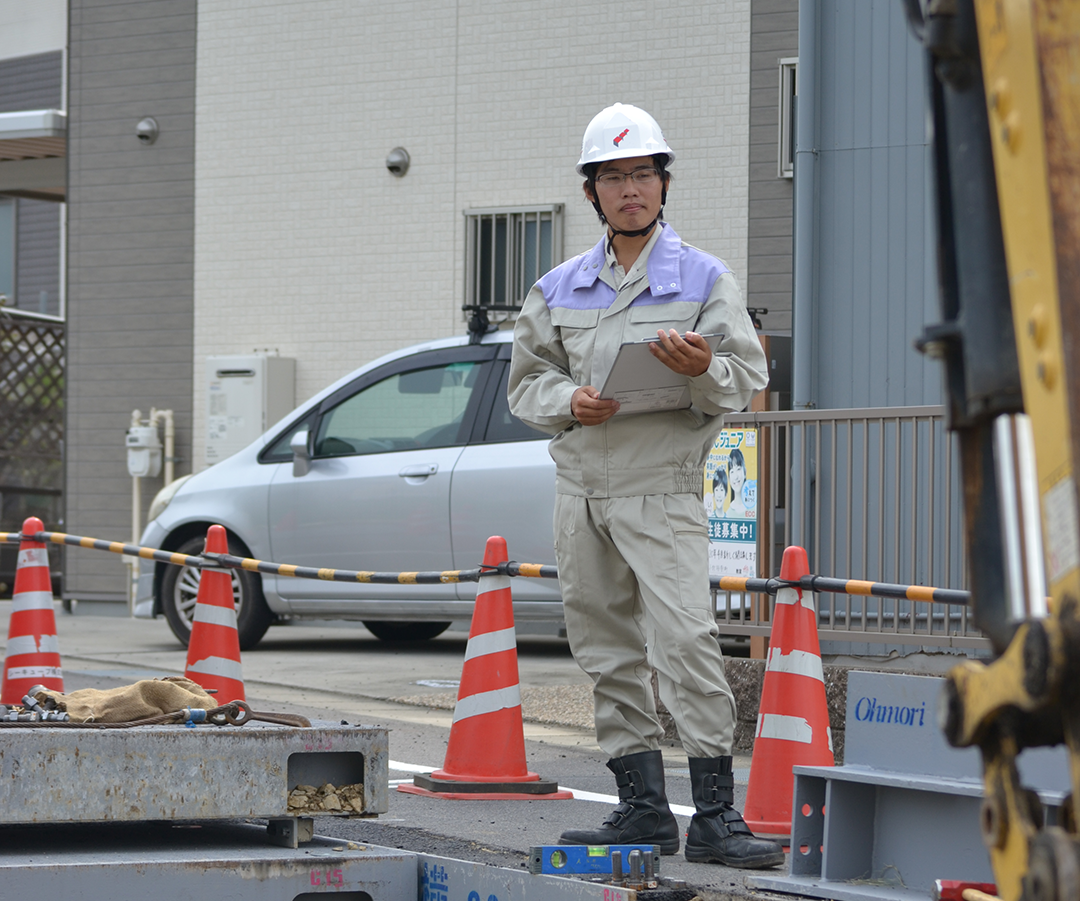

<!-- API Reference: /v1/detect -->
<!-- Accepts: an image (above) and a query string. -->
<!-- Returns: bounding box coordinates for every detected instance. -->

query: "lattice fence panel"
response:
[0,316,65,493]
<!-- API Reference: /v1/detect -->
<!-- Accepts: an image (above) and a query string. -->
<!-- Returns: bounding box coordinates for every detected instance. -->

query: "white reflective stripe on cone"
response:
[193,604,238,628]
[756,712,813,744]
[17,548,48,567]
[186,656,244,681]
[452,684,522,724]
[765,647,824,682]
[12,591,55,612]
[475,574,511,595]
[5,634,59,656]
[6,666,62,680]
[463,627,517,662]
[774,586,815,611]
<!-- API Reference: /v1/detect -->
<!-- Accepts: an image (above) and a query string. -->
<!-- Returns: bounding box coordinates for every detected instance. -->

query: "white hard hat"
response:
[576,103,675,176]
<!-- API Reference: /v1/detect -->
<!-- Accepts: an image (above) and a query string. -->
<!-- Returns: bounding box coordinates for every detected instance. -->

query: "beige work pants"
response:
[553,493,736,759]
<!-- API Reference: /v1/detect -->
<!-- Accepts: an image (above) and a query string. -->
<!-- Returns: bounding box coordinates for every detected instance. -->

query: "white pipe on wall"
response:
[128,409,143,615]
[127,407,174,614]
[149,407,175,487]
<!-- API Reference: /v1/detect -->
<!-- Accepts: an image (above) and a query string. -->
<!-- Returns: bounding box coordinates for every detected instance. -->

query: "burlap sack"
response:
[31,677,217,723]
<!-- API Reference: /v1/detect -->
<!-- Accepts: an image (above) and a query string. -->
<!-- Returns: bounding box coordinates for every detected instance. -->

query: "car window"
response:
[259,411,317,464]
[483,364,546,443]
[314,360,482,456]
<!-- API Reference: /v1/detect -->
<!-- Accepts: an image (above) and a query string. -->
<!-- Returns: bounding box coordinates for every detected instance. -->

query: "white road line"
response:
[389,760,436,774]
[389,759,694,816]
[563,788,694,817]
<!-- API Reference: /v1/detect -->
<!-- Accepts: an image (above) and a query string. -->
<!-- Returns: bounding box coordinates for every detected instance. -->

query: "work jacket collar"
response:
[567,224,683,296]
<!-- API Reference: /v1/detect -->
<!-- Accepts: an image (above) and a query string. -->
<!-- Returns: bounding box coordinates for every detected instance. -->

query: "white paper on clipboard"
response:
[599,333,725,414]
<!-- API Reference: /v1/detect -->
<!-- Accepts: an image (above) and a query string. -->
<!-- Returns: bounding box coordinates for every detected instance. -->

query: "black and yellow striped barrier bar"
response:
[210,552,485,585]
[1,529,973,604]
[708,574,971,605]
[0,530,539,585]
[1,529,206,569]
[712,576,782,594]
[796,575,971,606]
[204,556,563,584]
[504,562,559,580]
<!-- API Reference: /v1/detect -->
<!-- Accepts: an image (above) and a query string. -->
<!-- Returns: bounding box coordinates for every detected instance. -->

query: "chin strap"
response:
[608,217,660,239]
[604,219,663,259]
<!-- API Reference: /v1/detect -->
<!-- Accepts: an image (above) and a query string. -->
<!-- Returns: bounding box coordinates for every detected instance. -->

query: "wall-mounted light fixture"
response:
[386,147,410,177]
[136,117,159,145]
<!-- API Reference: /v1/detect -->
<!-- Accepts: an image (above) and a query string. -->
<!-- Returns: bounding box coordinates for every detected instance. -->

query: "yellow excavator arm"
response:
[907,1,1080,898]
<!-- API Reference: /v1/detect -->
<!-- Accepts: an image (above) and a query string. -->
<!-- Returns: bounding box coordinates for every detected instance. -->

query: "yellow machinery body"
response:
[912,0,1080,898]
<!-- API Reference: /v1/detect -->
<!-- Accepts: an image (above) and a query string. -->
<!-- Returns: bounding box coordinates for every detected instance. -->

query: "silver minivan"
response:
[135,330,560,649]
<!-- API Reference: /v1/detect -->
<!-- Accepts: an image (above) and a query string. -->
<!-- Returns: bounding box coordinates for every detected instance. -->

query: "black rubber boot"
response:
[684,756,785,869]
[559,750,681,855]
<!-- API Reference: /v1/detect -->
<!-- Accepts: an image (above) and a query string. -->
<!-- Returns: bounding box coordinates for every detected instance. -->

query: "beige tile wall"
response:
[193,0,751,468]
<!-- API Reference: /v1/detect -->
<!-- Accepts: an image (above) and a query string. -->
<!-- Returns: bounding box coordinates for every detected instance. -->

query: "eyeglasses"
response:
[595,168,660,188]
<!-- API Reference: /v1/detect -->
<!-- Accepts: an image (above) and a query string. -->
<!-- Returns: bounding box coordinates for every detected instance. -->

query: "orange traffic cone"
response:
[2,516,63,703]
[183,524,245,701]
[743,546,834,842]
[399,536,571,800]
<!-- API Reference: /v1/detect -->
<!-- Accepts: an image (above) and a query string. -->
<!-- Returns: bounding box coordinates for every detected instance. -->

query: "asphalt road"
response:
[2,606,794,899]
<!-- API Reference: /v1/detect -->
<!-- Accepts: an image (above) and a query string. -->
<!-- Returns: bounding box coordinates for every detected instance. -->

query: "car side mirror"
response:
[291,429,311,477]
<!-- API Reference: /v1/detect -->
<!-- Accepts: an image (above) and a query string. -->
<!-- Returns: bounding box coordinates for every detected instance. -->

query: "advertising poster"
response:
[703,429,758,578]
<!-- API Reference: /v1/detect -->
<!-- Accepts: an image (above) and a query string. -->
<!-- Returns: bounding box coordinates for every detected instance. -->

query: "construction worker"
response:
[508,103,782,869]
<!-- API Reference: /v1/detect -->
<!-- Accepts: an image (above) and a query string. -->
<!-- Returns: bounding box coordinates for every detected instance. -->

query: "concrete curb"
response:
[710,659,851,763]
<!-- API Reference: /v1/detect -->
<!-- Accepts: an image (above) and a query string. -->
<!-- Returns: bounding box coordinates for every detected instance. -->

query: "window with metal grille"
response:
[463,205,563,319]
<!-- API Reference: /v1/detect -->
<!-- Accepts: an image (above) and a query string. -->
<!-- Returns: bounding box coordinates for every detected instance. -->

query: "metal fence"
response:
[714,405,987,650]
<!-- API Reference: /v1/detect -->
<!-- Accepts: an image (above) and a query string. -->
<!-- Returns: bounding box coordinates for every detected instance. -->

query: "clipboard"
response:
[599,333,725,415]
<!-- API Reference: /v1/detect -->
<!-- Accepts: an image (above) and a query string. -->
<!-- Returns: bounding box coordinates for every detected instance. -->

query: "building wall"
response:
[192,0,753,467]
[747,0,796,335]
[0,1,67,61]
[0,50,63,108]
[797,0,941,409]
[0,50,64,318]
[65,0,196,600]
[787,0,961,622]
[16,198,61,315]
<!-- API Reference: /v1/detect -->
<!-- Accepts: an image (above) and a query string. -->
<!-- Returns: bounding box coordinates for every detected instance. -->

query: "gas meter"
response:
[126,425,162,478]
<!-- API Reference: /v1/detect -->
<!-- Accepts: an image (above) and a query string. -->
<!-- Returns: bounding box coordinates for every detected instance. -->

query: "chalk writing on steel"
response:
[309,868,344,887]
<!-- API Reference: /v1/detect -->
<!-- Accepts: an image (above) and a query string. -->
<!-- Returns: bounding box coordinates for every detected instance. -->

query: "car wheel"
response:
[161,534,273,651]
[362,621,452,642]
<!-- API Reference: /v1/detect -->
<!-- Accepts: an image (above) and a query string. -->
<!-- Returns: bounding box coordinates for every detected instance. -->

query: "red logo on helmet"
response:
[613,129,630,147]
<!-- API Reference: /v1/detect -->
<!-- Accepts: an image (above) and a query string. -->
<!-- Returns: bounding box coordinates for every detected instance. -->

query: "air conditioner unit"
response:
[206,354,296,465]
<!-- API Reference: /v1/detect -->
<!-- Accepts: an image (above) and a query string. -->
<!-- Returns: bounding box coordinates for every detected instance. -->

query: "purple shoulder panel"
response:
[633,226,729,307]
[536,227,729,312]
[539,238,614,310]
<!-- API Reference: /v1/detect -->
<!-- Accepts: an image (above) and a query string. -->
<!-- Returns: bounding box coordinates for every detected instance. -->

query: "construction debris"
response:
[288,782,365,815]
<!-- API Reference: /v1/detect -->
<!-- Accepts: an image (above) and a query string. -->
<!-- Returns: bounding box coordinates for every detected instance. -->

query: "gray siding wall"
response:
[747,0,797,334]
[66,0,196,601]
[788,1,964,614]
[0,51,63,109]
[16,199,61,315]
[797,0,941,409]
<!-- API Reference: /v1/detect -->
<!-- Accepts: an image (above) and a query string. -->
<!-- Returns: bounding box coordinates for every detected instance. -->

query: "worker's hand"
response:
[648,329,713,377]
[571,386,620,426]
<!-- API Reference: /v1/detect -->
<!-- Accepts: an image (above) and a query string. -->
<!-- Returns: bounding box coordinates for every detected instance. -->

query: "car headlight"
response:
[147,474,194,523]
